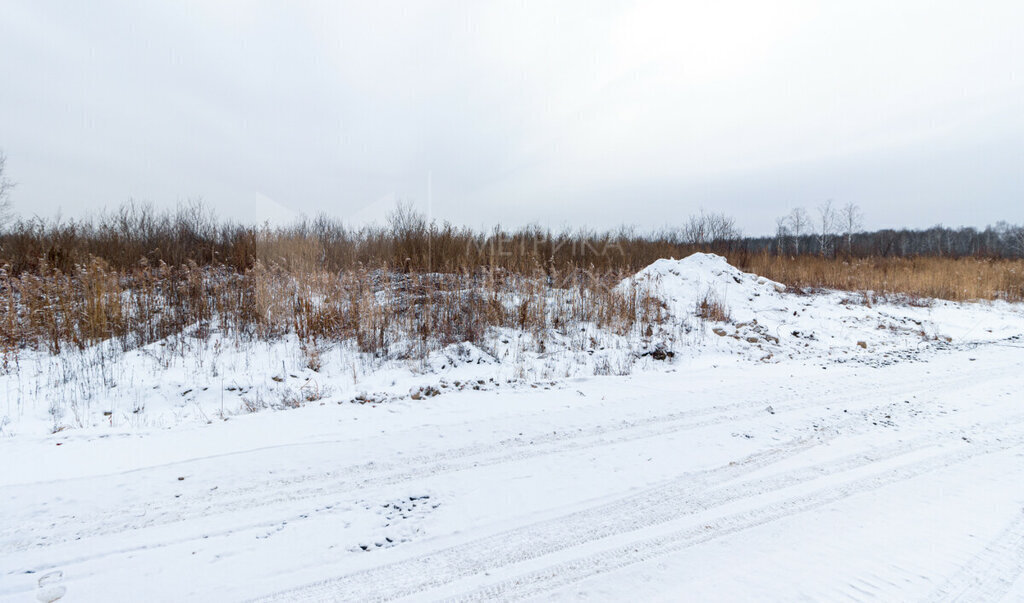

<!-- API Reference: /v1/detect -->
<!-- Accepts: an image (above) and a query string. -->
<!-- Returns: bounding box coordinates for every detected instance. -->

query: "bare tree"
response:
[681,212,707,245]
[1010,226,1024,257]
[786,207,809,254]
[816,200,837,256]
[682,210,740,246]
[994,221,1024,257]
[387,200,427,237]
[1014,229,1024,257]
[774,217,790,254]
[0,151,13,230]
[838,201,863,254]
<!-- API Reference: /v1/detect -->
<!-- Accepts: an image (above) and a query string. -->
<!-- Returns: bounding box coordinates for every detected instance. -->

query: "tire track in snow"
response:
[2,357,1015,590]
[0,392,983,586]
[1,432,822,595]
[1,361,977,552]
[449,436,1024,602]
[255,415,1024,602]
[925,508,1024,603]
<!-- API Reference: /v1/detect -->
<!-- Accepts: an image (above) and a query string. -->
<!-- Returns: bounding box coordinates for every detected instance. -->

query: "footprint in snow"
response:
[36,570,66,603]
[352,494,439,553]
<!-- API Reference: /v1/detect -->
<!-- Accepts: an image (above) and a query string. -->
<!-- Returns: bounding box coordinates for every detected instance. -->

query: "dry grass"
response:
[1,205,1022,367]
[736,254,1024,302]
[0,260,663,367]
[0,202,714,275]
[8,251,1016,369]
[1,251,1021,369]
[2,203,1020,305]
[695,291,730,322]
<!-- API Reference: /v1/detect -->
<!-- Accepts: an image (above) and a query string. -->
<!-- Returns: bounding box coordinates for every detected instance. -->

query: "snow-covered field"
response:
[3,254,1024,601]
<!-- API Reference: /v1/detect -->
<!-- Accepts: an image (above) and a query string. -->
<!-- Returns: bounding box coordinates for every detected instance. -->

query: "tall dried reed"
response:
[737,254,1024,302]
[0,260,658,367]
[2,205,1022,369]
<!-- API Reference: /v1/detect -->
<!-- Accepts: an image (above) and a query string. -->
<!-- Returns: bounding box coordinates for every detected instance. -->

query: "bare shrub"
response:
[695,291,730,322]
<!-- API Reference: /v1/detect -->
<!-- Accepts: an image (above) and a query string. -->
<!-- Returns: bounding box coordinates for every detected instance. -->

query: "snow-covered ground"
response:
[3,254,1024,601]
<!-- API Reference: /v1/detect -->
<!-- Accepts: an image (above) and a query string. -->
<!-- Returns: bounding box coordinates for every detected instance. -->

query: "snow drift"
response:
[621,252,1023,364]
[618,253,786,322]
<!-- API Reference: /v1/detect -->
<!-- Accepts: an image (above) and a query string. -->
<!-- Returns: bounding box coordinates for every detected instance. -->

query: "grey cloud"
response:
[1,0,1021,234]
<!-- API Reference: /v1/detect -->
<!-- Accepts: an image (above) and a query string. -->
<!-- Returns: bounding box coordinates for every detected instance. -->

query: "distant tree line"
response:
[0,149,1022,272]
[675,204,1024,259]
[755,221,1024,258]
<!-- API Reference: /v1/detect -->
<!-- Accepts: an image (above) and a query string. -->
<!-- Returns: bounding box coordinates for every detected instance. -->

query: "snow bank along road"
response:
[2,340,1024,601]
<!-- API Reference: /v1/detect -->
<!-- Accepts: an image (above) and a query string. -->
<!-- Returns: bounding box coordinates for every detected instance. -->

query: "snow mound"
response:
[620,253,785,322]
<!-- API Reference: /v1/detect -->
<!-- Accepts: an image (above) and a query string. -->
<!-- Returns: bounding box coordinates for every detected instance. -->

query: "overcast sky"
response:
[1,0,1022,234]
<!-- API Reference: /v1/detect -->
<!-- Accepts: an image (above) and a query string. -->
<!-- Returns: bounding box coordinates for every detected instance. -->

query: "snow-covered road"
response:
[3,340,1024,602]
